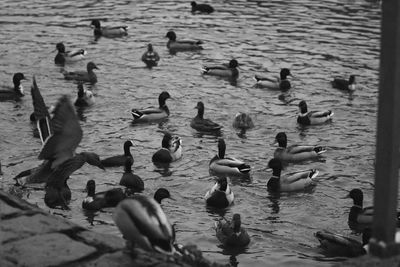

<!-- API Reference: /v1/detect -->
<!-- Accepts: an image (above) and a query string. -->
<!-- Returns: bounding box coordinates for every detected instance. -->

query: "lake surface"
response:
[0,0,383,266]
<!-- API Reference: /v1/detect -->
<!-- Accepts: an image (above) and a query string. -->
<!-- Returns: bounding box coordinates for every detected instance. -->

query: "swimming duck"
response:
[131,91,171,123]
[152,133,182,164]
[267,158,318,192]
[215,214,250,247]
[165,31,203,53]
[205,176,234,209]
[63,61,98,84]
[82,179,126,211]
[101,140,134,168]
[331,75,359,92]
[297,100,334,126]
[254,68,292,90]
[90,19,128,39]
[209,138,251,177]
[273,132,326,163]
[315,229,367,257]
[0,73,26,101]
[119,157,144,193]
[74,83,94,107]
[201,59,239,79]
[190,101,222,132]
[54,42,86,66]
[113,196,175,254]
[232,112,254,131]
[191,1,214,14]
[142,43,160,68]
[154,188,173,204]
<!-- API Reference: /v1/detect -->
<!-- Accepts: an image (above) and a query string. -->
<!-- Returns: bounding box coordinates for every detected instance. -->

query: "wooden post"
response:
[369,0,400,258]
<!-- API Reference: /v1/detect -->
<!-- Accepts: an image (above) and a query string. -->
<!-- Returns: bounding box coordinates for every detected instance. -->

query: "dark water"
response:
[0,0,383,266]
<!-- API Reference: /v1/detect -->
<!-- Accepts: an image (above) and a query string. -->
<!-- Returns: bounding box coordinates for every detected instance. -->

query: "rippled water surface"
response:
[0,0,384,266]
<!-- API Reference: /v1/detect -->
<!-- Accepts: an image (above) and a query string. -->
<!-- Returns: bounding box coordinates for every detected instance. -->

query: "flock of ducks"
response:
[0,0,377,262]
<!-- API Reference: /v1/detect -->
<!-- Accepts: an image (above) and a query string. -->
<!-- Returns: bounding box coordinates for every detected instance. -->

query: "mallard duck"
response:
[254,68,292,90]
[141,43,160,68]
[54,42,86,66]
[90,19,128,39]
[232,112,254,130]
[297,100,334,125]
[209,138,251,177]
[165,31,203,53]
[267,158,318,192]
[74,83,94,107]
[190,101,222,132]
[215,214,250,247]
[273,132,326,163]
[191,1,214,14]
[113,196,175,254]
[154,188,173,204]
[82,179,126,211]
[101,140,134,168]
[152,133,182,164]
[205,176,234,209]
[119,157,144,193]
[315,229,367,257]
[0,73,26,101]
[331,75,360,92]
[131,91,171,123]
[63,61,98,84]
[201,59,239,79]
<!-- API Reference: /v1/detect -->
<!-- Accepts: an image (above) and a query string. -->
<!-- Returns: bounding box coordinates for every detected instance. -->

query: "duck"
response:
[154,188,173,204]
[0,73,26,101]
[315,229,367,257]
[90,19,128,39]
[82,179,126,211]
[165,31,203,53]
[254,68,292,90]
[267,158,318,192]
[190,101,222,132]
[141,43,160,68]
[297,100,334,126]
[191,1,214,14]
[205,176,234,209]
[63,61,98,84]
[273,132,326,163]
[74,83,94,107]
[119,157,144,193]
[152,133,182,164]
[131,91,171,123]
[331,75,360,92]
[215,214,250,247]
[54,42,86,66]
[201,59,239,79]
[209,138,251,177]
[232,112,254,131]
[113,195,175,254]
[101,140,134,168]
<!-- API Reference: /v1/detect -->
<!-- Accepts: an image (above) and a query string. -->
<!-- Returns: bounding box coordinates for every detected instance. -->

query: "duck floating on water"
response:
[119,157,144,193]
[331,75,360,92]
[74,82,94,107]
[273,132,326,163]
[190,101,222,133]
[205,176,234,209]
[191,1,214,14]
[54,42,86,66]
[63,61,98,84]
[232,112,254,131]
[254,68,292,91]
[90,19,128,39]
[101,140,134,168]
[209,138,251,177]
[152,133,182,164]
[82,179,126,211]
[201,59,239,79]
[215,214,250,247]
[297,100,334,126]
[267,158,318,192]
[0,73,26,101]
[141,43,160,68]
[166,31,203,53]
[131,91,171,123]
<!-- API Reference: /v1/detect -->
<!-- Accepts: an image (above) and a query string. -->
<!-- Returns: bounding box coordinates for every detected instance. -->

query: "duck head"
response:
[229,59,239,68]
[147,43,154,52]
[77,83,84,98]
[87,62,99,72]
[86,179,96,197]
[347,188,363,206]
[280,68,292,80]
[217,138,226,159]
[217,176,228,191]
[275,132,287,148]
[90,19,101,29]
[166,31,177,41]
[298,100,308,114]
[56,42,66,53]
[158,91,171,107]
[161,133,173,149]
[268,158,283,177]
[124,140,134,156]
[154,188,174,204]
[349,75,356,85]
[232,213,242,233]
[13,73,26,94]
[191,1,197,7]
[81,152,105,170]
[195,101,205,118]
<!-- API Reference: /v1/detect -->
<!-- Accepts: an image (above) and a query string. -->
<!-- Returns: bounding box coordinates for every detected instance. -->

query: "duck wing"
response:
[309,110,333,118]
[287,145,326,154]
[284,169,319,183]
[31,76,52,144]
[67,49,86,57]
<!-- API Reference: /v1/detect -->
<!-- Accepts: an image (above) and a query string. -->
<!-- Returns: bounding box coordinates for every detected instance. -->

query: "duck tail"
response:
[314,146,326,155]
[309,169,319,179]
[201,66,209,74]
[131,109,143,119]
[254,75,261,82]
[239,164,251,174]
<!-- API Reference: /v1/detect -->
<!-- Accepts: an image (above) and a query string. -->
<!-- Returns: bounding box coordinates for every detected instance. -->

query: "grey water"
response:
[0,0,383,266]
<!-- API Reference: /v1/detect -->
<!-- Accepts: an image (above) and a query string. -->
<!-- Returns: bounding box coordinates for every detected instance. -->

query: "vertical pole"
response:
[370,0,400,257]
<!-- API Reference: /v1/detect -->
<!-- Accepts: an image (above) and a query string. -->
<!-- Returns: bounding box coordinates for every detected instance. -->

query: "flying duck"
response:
[297,100,334,126]
[267,158,318,192]
[74,83,94,107]
[201,59,239,79]
[215,214,250,247]
[191,1,214,14]
[63,61,98,84]
[190,101,222,132]
[90,19,128,39]
[141,43,160,68]
[209,138,251,177]
[205,176,234,209]
[331,75,360,92]
[82,179,126,211]
[0,73,26,101]
[54,42,86,66]
[152,133,182,164]
[165,31,203,53]
[113,196,175,254]
[119,157,144,193]
[131,91,171,123]
[254,68,292,90]
[101,140,134,168]
[273,132,326,163]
